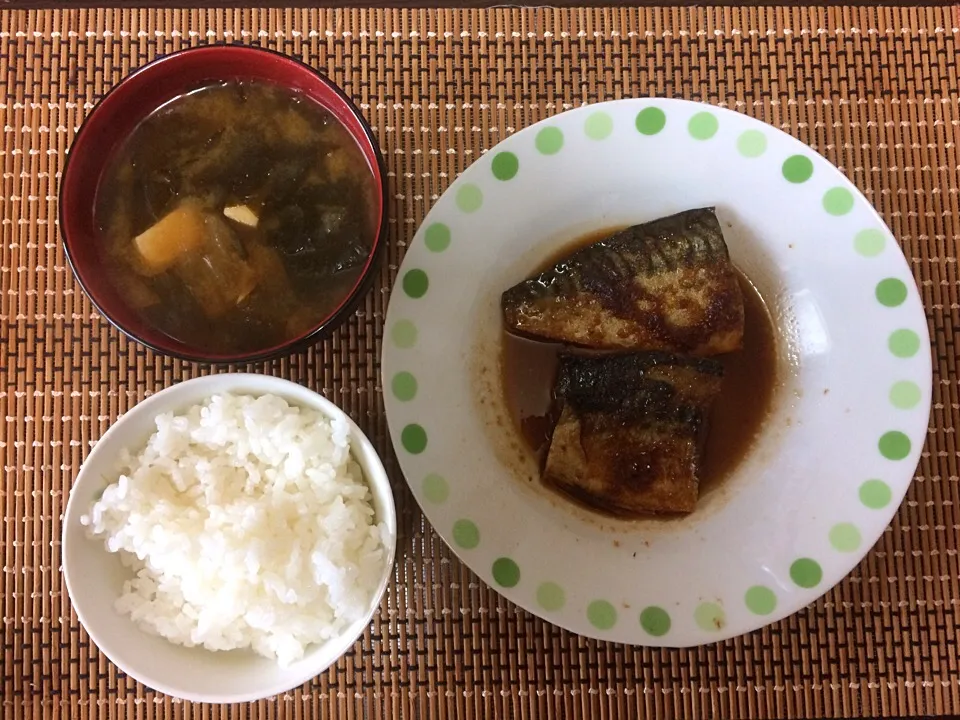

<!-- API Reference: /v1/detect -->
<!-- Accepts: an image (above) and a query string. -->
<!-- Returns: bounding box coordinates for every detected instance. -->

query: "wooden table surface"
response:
[3,4,958,720]
[1,0,952,8]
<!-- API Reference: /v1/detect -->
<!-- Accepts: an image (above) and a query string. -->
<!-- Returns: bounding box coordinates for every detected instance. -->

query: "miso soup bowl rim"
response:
[59,44,389,365]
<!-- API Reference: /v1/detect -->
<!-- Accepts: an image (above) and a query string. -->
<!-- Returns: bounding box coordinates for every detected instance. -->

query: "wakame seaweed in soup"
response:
[94,80,377,354]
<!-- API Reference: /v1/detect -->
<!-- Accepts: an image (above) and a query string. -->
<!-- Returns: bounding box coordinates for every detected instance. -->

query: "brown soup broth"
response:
[500,241,778,492]
[94,80,377,354]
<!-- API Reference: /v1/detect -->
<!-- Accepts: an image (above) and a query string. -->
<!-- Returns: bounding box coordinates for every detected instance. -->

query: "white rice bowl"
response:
[80,392,388,668]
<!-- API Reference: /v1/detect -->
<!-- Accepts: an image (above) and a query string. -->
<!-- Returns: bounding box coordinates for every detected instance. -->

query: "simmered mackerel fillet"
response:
[543,352,724,516]
[501,208,745,355]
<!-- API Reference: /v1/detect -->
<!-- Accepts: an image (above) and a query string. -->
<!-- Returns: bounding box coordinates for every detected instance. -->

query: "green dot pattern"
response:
[879,431,911,460]
[452,519,480,549]
[829,523,862,552]
[535,127,564,155]
[391,371,417,401]
[876,278,908,307]
[736,130,767,158]
[745,586,777,615]
[888,329,921,358]
[422,474,449,504]
[790,558,823,588]
[585,111,614,140]
[859,479,892,509]
[694,602,726,631]
[391,320,417,348]
[390,108,924,634]
[823,187,855,215]
[688,111,719,140]
[587,600,617,630]
[402,269,428,299]
[639,606,671,636]
[890,380,922,409]
[456,183,483,213]
[536,582,566,611]
[491,151,519,181]
[400,424,427,454]
[854,228,886,257]
[635,107,666,135]
[782,155,814,183]
[492,557,520,588]
[424,222,451,252]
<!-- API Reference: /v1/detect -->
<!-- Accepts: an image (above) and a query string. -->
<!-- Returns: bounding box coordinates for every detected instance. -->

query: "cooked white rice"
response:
[81,392,387,667]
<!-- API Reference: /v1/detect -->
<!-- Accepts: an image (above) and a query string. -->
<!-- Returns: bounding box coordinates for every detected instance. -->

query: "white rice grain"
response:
[81,392,386,667]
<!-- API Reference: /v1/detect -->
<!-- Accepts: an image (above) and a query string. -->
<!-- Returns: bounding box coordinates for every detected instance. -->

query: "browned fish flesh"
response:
[543,352,723,516]
[501,208,744,355]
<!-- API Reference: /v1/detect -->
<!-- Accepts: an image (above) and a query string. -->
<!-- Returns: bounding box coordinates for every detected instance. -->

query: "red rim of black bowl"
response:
[59,44,389,365]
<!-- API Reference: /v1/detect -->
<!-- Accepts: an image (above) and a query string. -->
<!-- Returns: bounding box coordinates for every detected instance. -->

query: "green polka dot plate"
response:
[382,99,931,646]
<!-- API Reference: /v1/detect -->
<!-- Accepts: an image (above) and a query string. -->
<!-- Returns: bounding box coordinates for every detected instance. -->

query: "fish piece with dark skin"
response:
[543,352,724,516]
[501,208,745,355]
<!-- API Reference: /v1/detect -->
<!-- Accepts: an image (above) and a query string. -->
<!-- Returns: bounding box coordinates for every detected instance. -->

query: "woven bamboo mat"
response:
[2,7,958,720]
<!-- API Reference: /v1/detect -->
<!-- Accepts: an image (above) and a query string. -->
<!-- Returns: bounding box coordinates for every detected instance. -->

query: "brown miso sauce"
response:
[500,232,778,496]
[501,334,565,457]
[698,276,777,489]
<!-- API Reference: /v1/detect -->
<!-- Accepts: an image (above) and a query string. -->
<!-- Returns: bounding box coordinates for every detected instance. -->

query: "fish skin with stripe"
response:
[544,352,724,516]
[501,207,744,356]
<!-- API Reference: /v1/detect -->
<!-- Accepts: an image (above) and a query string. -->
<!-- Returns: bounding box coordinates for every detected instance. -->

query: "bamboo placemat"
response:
[2,7,958,720]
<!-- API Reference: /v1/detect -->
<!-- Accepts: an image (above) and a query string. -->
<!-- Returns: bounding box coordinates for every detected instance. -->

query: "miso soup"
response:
[94,80,378,355]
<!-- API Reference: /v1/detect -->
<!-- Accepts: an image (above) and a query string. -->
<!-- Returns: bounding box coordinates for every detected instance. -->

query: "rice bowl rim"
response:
[61,373,397,703]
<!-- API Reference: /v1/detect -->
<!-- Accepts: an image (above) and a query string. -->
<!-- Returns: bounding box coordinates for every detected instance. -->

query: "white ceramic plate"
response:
[381,99,931,646]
